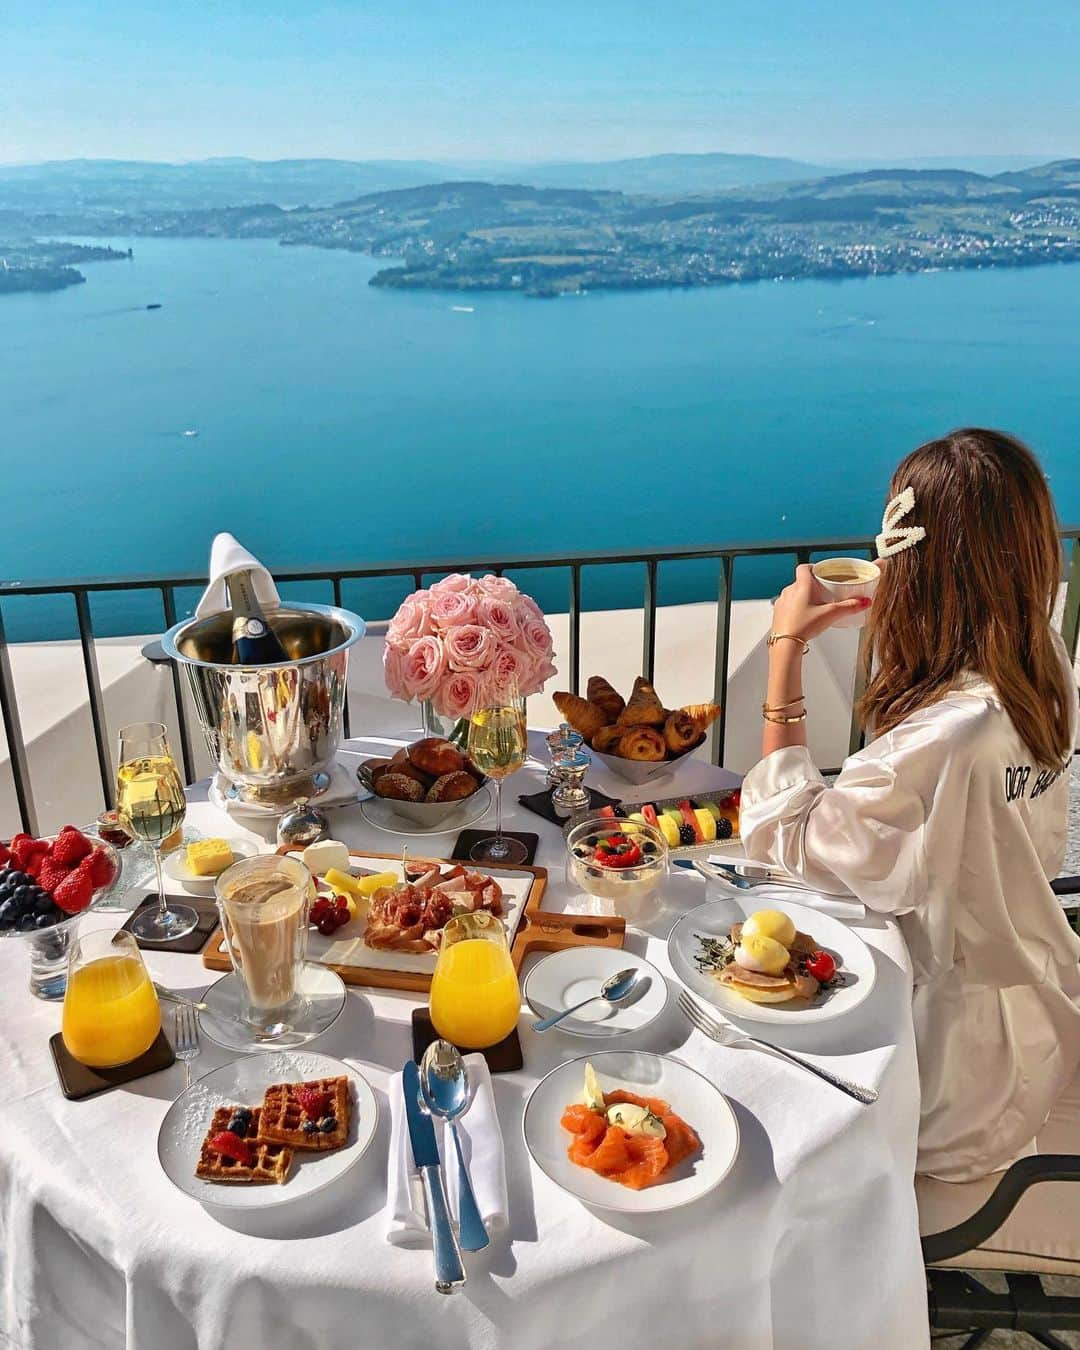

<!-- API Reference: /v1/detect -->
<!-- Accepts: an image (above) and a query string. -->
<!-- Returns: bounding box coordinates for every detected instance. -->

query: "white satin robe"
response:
[740,652,1080,1181]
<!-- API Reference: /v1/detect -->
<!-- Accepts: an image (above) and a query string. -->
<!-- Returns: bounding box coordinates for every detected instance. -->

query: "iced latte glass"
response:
[215,854,313,1032]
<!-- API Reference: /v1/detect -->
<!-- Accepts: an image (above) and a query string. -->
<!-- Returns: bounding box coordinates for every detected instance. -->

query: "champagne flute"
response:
[116,722,198,941]
[467,688,528,864]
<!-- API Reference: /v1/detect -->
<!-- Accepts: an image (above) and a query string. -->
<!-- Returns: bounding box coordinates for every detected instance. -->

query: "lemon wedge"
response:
[582,1062,605,1112]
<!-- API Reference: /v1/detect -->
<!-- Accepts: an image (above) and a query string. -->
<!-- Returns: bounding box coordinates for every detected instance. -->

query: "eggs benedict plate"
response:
[667,898,877,1026]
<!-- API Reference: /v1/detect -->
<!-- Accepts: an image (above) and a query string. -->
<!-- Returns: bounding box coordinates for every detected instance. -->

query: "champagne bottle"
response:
[227,569,288,665]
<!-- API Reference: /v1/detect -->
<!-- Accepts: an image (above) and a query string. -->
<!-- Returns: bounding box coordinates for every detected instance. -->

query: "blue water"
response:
[3,237,1079,640]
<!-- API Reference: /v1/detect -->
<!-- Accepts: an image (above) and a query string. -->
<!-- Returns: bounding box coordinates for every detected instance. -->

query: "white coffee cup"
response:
[811,557,879,629]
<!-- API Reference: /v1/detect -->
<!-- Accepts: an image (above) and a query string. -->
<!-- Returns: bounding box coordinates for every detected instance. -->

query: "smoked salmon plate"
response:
[560,1063,701,1190]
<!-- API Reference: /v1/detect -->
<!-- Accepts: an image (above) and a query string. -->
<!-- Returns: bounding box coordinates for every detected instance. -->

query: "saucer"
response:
[197,964,347,1053]
[162,838,258,894]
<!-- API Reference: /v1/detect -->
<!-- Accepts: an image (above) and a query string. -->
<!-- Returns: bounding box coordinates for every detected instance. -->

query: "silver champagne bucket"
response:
[161,602,365,807]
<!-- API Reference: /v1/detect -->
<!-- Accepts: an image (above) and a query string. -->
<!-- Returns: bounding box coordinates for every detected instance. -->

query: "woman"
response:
[740,428,1080,1182]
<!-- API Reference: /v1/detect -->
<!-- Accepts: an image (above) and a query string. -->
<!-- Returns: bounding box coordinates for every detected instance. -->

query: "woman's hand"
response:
[771,565,871,642]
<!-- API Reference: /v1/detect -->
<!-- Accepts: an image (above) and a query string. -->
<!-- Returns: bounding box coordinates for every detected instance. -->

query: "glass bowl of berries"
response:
[0,828,122,999]
[565,815,669,915]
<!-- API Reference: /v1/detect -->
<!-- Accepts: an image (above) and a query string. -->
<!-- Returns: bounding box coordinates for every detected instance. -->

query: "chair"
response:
[918,874,1080,1347]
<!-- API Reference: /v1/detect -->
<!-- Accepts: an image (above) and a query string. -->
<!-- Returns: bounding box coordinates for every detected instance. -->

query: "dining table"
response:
[0,727,929,1350]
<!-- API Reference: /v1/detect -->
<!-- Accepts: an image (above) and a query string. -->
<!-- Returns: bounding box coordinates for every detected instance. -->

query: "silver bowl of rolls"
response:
[357,738,489,827]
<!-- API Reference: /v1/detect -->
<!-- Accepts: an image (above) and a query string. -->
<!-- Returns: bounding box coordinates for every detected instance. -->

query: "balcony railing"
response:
[3,530,1079,837]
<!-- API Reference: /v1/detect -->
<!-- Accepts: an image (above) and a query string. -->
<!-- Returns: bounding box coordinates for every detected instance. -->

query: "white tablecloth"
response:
[0,732,929,1350]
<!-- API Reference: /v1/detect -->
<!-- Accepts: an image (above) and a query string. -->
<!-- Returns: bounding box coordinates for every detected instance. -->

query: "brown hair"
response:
[859,428,1071,766]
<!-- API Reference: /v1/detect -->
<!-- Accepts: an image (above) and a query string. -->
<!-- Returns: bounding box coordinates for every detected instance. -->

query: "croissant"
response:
[617,676,666,728]
[586,675,625,724]
[591,725,624,755]
[616,726,666,762]
[663,710,699,755]
[681,701,721,733]
[553,690,608,741]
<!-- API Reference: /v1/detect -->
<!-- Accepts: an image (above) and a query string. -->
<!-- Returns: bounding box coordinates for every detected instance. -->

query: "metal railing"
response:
[3,530,1079,836]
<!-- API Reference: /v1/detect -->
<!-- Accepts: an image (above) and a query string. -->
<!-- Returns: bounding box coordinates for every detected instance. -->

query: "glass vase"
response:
[421,699,469,748]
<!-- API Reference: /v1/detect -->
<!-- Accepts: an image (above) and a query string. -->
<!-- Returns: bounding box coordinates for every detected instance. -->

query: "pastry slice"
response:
[617,677,666,728]
[591,725,623,754]
[663,710,699,754]
[586,675,625,724]
[617,727,667,762]
[553,691,608,741]
[680,701,721,733]
[260,1076,351,1152]
[195,1106,293,1185]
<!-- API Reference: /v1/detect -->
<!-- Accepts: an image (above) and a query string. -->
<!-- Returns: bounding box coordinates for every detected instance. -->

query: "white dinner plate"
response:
[523,1050,738,1214]
[157,1050,378,1211]
[163,838,258,894]
[358,782,494,837]
[667,897,876,1026]
[523,948,668,1039]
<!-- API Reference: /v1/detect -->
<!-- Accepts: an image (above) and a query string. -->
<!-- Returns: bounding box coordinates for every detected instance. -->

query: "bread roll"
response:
[586,675,624,723]
[591,725,623,755]
[375,773,425,802]
[408,737,465,778]
[362,757,393,785]
[663,710,699,755]
[553,691,607,740]
[616,726,666,761]
[617,677,666,728]
[426,770,478,803]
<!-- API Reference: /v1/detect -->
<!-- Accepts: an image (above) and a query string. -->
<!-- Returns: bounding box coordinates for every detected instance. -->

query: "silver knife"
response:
[402,1060,466,1294]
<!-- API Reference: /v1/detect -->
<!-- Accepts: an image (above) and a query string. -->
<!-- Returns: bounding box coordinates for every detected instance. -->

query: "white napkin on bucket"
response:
[707,855,866,920]
[195,532,281,618]
[386,1054,508,1247]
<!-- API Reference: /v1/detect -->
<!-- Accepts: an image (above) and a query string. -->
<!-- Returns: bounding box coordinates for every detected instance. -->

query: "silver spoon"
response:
[419,1041,490,1253]
[530,967,643,1032]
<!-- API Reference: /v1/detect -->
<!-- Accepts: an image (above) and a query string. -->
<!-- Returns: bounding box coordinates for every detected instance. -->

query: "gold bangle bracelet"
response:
[762,709,808,725]
[767,633,810,654]
[763,695,806,713]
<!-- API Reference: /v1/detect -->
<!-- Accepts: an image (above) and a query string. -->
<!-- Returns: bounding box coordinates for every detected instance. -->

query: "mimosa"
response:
[430,919,521,1049]
[62,953,161,1067]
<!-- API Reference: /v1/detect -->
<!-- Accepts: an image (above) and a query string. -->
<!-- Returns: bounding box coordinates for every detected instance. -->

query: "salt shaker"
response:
[546,722,584,788]
[551,744,592,817]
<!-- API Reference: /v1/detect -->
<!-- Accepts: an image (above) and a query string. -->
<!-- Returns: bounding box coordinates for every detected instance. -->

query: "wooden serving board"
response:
[201,846,625,994]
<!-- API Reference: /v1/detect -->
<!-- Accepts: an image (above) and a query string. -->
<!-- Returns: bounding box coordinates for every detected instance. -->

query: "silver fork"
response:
[677,990,878,1105]
[173,1004,201,1092]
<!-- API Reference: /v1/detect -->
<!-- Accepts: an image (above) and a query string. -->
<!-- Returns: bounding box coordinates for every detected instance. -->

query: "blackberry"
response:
[612,806,628,818]
[716,817,734,841]
[677,823,696,846]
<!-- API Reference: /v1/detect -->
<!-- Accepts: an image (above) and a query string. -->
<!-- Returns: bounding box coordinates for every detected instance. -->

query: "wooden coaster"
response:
[50,1029,176,1101]
[411,1007,523,1074]
[451,829,540,867]
[121,897,218,953]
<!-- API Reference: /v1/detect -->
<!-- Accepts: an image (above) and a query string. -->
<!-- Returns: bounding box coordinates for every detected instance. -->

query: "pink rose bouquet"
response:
[383,573,556,718]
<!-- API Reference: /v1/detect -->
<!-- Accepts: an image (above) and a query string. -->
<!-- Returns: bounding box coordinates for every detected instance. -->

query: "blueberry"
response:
[34,913,56,929]
[227,1115,248,1137]
[7,871,27,888]
[13,884,30,902]
[34,894,54,915]
[716,817,734,841]
[641,842,657,856]
[16,913,36,931]
[318,1116,337,1133]
[0,903,13,930]
[300,1120,319,1135]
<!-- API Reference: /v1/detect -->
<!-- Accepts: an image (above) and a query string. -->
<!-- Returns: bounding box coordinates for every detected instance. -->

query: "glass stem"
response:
[152,845,169,926]
[494,778,504,845]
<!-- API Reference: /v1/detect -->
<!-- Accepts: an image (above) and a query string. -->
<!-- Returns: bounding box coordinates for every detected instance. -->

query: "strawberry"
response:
[88,848,116,889]
[24,853,44,879]
[208,1131,253,1167]
[37,857,74,896]
[10,836,37,868]
[53,864,94,915]
[51,827,93,866]
[0,843,11,866]
[295,1086,329,1119]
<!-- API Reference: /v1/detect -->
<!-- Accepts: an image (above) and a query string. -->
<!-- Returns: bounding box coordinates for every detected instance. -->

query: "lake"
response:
[2,237,1079,638]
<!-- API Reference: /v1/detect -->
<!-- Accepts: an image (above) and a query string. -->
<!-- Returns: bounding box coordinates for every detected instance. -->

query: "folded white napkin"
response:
[195,532,281,618]
[707,855,866,920]
[386,1054,508,1248]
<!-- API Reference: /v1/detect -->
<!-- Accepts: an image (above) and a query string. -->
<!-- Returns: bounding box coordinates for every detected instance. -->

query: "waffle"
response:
[195,1106,294,1185]
[259,1076,351,1151]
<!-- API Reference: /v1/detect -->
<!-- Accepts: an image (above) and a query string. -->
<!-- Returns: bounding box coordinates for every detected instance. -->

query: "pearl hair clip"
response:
[876,487,926,559]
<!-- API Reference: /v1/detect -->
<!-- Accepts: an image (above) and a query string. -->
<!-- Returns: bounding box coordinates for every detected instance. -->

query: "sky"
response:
[2,0,1078,165]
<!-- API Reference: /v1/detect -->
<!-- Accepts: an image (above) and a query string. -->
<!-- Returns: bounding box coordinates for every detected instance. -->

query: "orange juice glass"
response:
[429,912,521,1049]
[61,930,161,1067]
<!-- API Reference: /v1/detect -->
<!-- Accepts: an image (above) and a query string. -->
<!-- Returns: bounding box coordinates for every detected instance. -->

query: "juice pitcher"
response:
[429,911,521,1049]
[61,929,161,1067]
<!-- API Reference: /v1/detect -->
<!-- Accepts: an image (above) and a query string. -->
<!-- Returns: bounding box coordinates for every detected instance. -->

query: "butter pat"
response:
[187,838,234,877]
[302,839,351,876]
